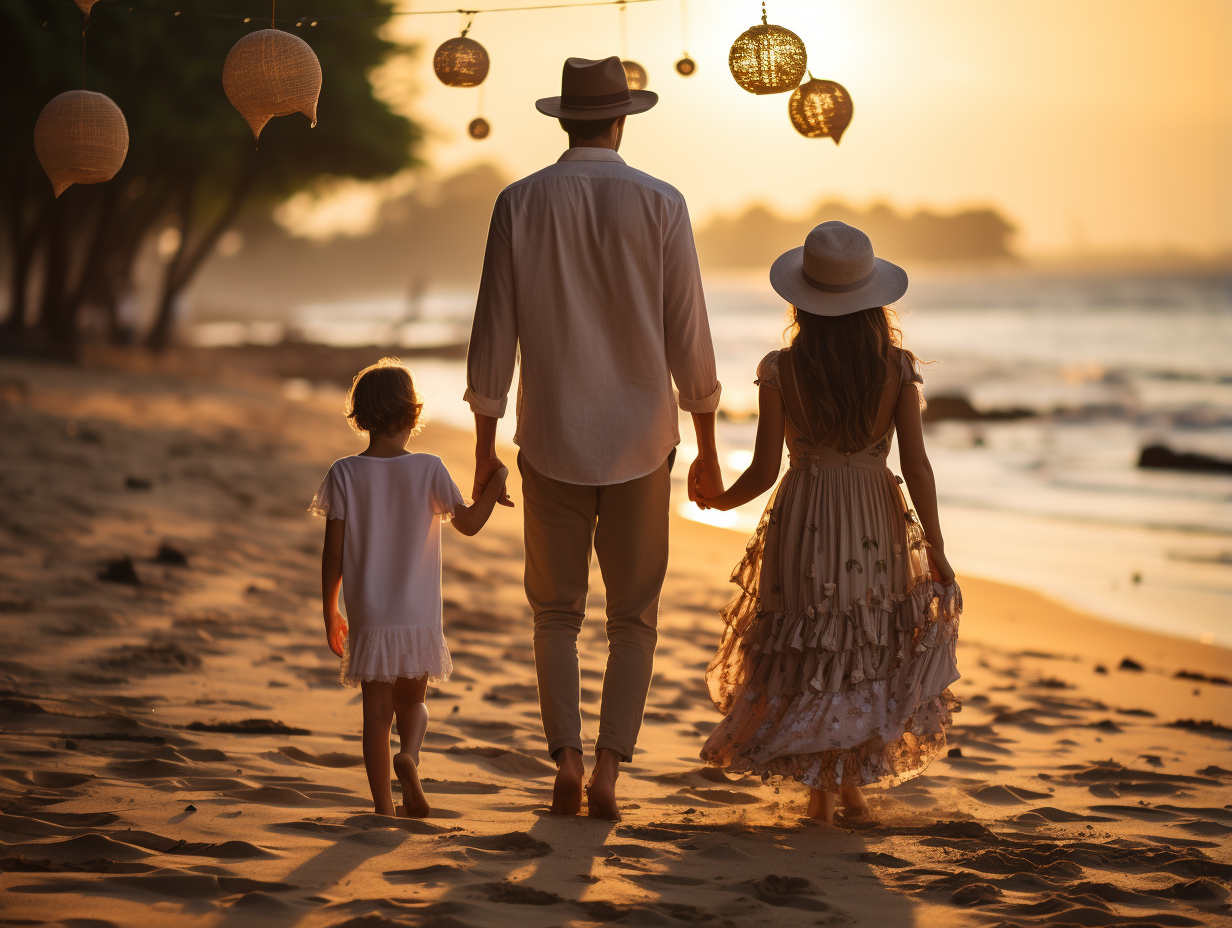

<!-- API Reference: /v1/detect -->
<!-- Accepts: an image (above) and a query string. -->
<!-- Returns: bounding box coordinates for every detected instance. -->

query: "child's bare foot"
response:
[806,788,836,824]
[585,748,621,821]
[552,747,584,815]
[840,780,871,819]
[393,751,430,818]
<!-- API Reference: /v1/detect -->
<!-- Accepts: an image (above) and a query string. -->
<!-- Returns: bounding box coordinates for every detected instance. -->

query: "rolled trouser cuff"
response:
[594,735,635,764]
[548,736,585,760]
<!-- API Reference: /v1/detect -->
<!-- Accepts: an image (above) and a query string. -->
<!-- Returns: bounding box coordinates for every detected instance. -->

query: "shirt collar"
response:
[558,148,626,164]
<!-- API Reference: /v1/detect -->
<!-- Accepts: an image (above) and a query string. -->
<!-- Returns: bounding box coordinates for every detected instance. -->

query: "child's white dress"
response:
[310,453,464,685]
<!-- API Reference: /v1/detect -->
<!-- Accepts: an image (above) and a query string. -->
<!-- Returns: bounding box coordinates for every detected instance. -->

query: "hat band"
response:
[560,89,632,108]
[803,265,877,293]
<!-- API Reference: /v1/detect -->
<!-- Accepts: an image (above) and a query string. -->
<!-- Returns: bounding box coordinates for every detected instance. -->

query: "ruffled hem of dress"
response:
[341,625,453,687]
[701,689,959,792]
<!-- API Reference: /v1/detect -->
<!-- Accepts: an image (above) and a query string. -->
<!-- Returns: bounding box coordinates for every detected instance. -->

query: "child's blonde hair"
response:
[346,358,424,437]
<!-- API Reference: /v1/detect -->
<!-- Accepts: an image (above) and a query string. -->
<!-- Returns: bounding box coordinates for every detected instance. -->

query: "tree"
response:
[0,0,421,356]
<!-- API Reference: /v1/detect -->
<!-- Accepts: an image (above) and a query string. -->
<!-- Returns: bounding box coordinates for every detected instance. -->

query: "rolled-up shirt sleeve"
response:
[661,198,721,413]
[464,192,517,418]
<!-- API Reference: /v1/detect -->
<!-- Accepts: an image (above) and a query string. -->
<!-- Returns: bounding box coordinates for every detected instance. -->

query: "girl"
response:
[696,222,961,824]
[311,358,508,818]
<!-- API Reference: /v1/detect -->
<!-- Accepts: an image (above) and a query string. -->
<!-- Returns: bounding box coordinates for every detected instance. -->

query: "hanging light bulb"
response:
[729,2,807,95]
[34,90,129,198]
[675,56,696,76]
[468,117,490,140]
[434,22,490,88]
[675,1,695,76]
[223,29,322,141]
[788,77,853,143]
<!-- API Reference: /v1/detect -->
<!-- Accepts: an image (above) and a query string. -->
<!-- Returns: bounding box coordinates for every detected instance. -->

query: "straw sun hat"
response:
[770,221,908,315]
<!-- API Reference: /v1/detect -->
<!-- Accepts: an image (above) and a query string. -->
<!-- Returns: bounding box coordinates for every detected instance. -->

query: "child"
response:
[311,358,508,818]
[695,223,961,824]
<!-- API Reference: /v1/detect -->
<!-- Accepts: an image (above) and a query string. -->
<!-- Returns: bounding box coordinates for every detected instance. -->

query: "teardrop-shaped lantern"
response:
[468,117,490,140]
[34,90,129,198]
[788,78,853,143]
[675,56,696,76]
[223,29,322,141]
[74,0,101,17]
[434,36,490,87]
[728,8,806,95]
[622,60,648,90]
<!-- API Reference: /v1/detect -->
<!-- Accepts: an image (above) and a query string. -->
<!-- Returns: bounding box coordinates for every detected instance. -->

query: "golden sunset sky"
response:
[318,0,1232,257]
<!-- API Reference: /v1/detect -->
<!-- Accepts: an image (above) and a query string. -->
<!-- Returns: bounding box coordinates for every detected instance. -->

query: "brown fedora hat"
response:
[535,56,657,119]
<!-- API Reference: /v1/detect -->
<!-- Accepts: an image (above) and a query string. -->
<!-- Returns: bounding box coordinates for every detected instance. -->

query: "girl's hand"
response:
[927,547,956,584]
[324,611,347,658]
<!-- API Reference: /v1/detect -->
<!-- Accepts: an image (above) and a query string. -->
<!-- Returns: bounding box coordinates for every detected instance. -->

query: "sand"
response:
[1,352,1229,928]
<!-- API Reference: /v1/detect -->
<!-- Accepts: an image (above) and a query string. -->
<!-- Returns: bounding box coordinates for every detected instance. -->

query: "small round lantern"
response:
[728,6,807,95]
[675,56,696,76]
[33,90,129,198]
[468,117,490,140]
[434,35,490,87]
[621,60,648,91]
[223,29,322,141]
[788,78,853,143]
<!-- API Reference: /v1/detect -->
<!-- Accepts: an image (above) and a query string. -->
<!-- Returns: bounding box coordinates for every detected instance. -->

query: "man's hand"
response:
[324,610,347,658]
[474,455,513,508]
[688,454,724,505]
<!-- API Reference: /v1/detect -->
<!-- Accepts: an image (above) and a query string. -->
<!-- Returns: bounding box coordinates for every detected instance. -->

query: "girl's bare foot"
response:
[806,788,836,824]
[585,748,621,820]
[393,751,430,818]
[840,780,871,819]
[552,747,584,815]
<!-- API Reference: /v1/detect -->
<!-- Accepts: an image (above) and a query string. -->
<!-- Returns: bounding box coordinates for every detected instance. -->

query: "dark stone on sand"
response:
[1138,443,1232,474]
[1197,765,1232,777]
[124,476,153,490]
[187,719,310,736]
[922,395,1034,423]
[156,544,189,566]
[98,557,140,585]
[1167,719,1232,736]
[1118,657,1144,671]
[1094,664,1107,673]
[185,805,197,812]
[947,747,963,757]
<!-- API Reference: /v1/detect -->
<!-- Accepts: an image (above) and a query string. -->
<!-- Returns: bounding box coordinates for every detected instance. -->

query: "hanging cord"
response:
[100,0,660,24]
[82,7,89,88]
[271,0,275,28]
[460,13,473,35]
[761,0,768,26]
[678,0,688,56]
[618,0,627,58]
[476,81,485,117]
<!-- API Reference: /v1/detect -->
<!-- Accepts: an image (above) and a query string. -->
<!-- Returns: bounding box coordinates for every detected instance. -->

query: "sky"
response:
[292,0,1232,257]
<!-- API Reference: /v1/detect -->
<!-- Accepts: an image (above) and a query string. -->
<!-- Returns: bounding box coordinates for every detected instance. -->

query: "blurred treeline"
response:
[0,0,420,357]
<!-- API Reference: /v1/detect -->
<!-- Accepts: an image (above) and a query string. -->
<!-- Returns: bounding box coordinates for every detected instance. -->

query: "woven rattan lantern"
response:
[434,35,490,87]
[675,56,696,76]
[622,60,648,90]
[729,4,807,95]
[223,29,322,141]
[788,77,853,143]
[468,117,490,140]
[34,90,129,198]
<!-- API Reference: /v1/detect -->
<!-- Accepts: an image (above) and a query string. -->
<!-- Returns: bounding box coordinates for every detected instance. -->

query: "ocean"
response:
[191,266,1232,647]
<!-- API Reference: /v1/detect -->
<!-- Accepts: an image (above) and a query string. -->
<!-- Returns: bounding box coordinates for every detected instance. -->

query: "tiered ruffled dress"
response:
[700,349,961,792]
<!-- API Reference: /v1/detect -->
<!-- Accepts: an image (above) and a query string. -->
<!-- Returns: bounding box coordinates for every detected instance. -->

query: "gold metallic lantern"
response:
[434,35,490,88]
[675,56,696,76]
[728,4,807,95]
[223,29,322,141]
[622,60,648,91]
[788,78,853,143]
[468,117,490,140]
[34,90,129,198]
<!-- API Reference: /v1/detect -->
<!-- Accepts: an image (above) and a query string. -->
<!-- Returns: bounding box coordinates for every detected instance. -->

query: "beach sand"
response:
[1,353,1229,927]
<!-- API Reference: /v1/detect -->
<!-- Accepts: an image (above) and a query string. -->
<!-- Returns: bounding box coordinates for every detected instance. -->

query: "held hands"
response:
[688,454,725,509]
[474,454,513,508]
[324,610,347,658]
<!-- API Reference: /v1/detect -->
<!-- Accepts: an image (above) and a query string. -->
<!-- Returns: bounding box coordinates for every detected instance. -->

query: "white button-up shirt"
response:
[464,148,721,486]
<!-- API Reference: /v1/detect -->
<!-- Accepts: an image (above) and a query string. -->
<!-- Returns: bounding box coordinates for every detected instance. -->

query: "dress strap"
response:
[779,350,817,445]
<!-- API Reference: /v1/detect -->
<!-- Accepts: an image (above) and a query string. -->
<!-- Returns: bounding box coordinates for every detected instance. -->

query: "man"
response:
[464,56,723,819]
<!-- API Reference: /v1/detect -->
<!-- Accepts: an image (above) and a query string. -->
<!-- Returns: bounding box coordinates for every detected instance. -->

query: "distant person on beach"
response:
[311,358,508,818]
[464,57,723,819]
[696,223,962,823]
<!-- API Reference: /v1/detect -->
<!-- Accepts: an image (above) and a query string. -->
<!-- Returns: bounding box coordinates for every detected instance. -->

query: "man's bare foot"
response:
[585,748,621,821]
[393,752,430,818]
[552,747,584,815]
[840,780,871,819]
[806,788,836,824]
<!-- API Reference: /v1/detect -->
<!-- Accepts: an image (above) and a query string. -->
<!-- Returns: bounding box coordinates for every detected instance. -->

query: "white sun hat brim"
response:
[769,247,908,316]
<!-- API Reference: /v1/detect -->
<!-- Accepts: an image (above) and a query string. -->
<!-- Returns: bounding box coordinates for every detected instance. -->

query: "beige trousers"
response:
[520,454,671,762]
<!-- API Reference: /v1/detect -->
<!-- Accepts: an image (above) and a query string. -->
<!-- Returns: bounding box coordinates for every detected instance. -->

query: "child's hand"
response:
[324,610,347,658]
[927,547,956,584]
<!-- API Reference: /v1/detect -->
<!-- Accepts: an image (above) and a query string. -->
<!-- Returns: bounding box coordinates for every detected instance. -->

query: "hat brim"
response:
[769,248,908,316]
[535,90,658,119]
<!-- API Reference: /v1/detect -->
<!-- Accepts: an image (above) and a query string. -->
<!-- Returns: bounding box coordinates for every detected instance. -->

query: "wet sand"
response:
[1,354,1229,927]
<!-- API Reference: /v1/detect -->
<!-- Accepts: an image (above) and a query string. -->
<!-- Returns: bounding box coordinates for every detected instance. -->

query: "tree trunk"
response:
[3,156,51,335]
[146,157,260,352]
[37,195,72,357]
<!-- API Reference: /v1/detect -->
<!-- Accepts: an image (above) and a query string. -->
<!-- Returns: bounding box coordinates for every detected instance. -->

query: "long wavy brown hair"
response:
[785,306,916,452]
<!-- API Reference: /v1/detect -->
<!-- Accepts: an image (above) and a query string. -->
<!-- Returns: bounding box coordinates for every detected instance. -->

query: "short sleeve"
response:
[309,463,345,520]
[755,350,782,391]
[428,458,466,522]
[901,351,923,386]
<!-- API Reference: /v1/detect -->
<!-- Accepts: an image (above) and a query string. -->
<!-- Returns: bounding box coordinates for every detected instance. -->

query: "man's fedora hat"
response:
[770,221,908,316]
[535,56,658,120]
